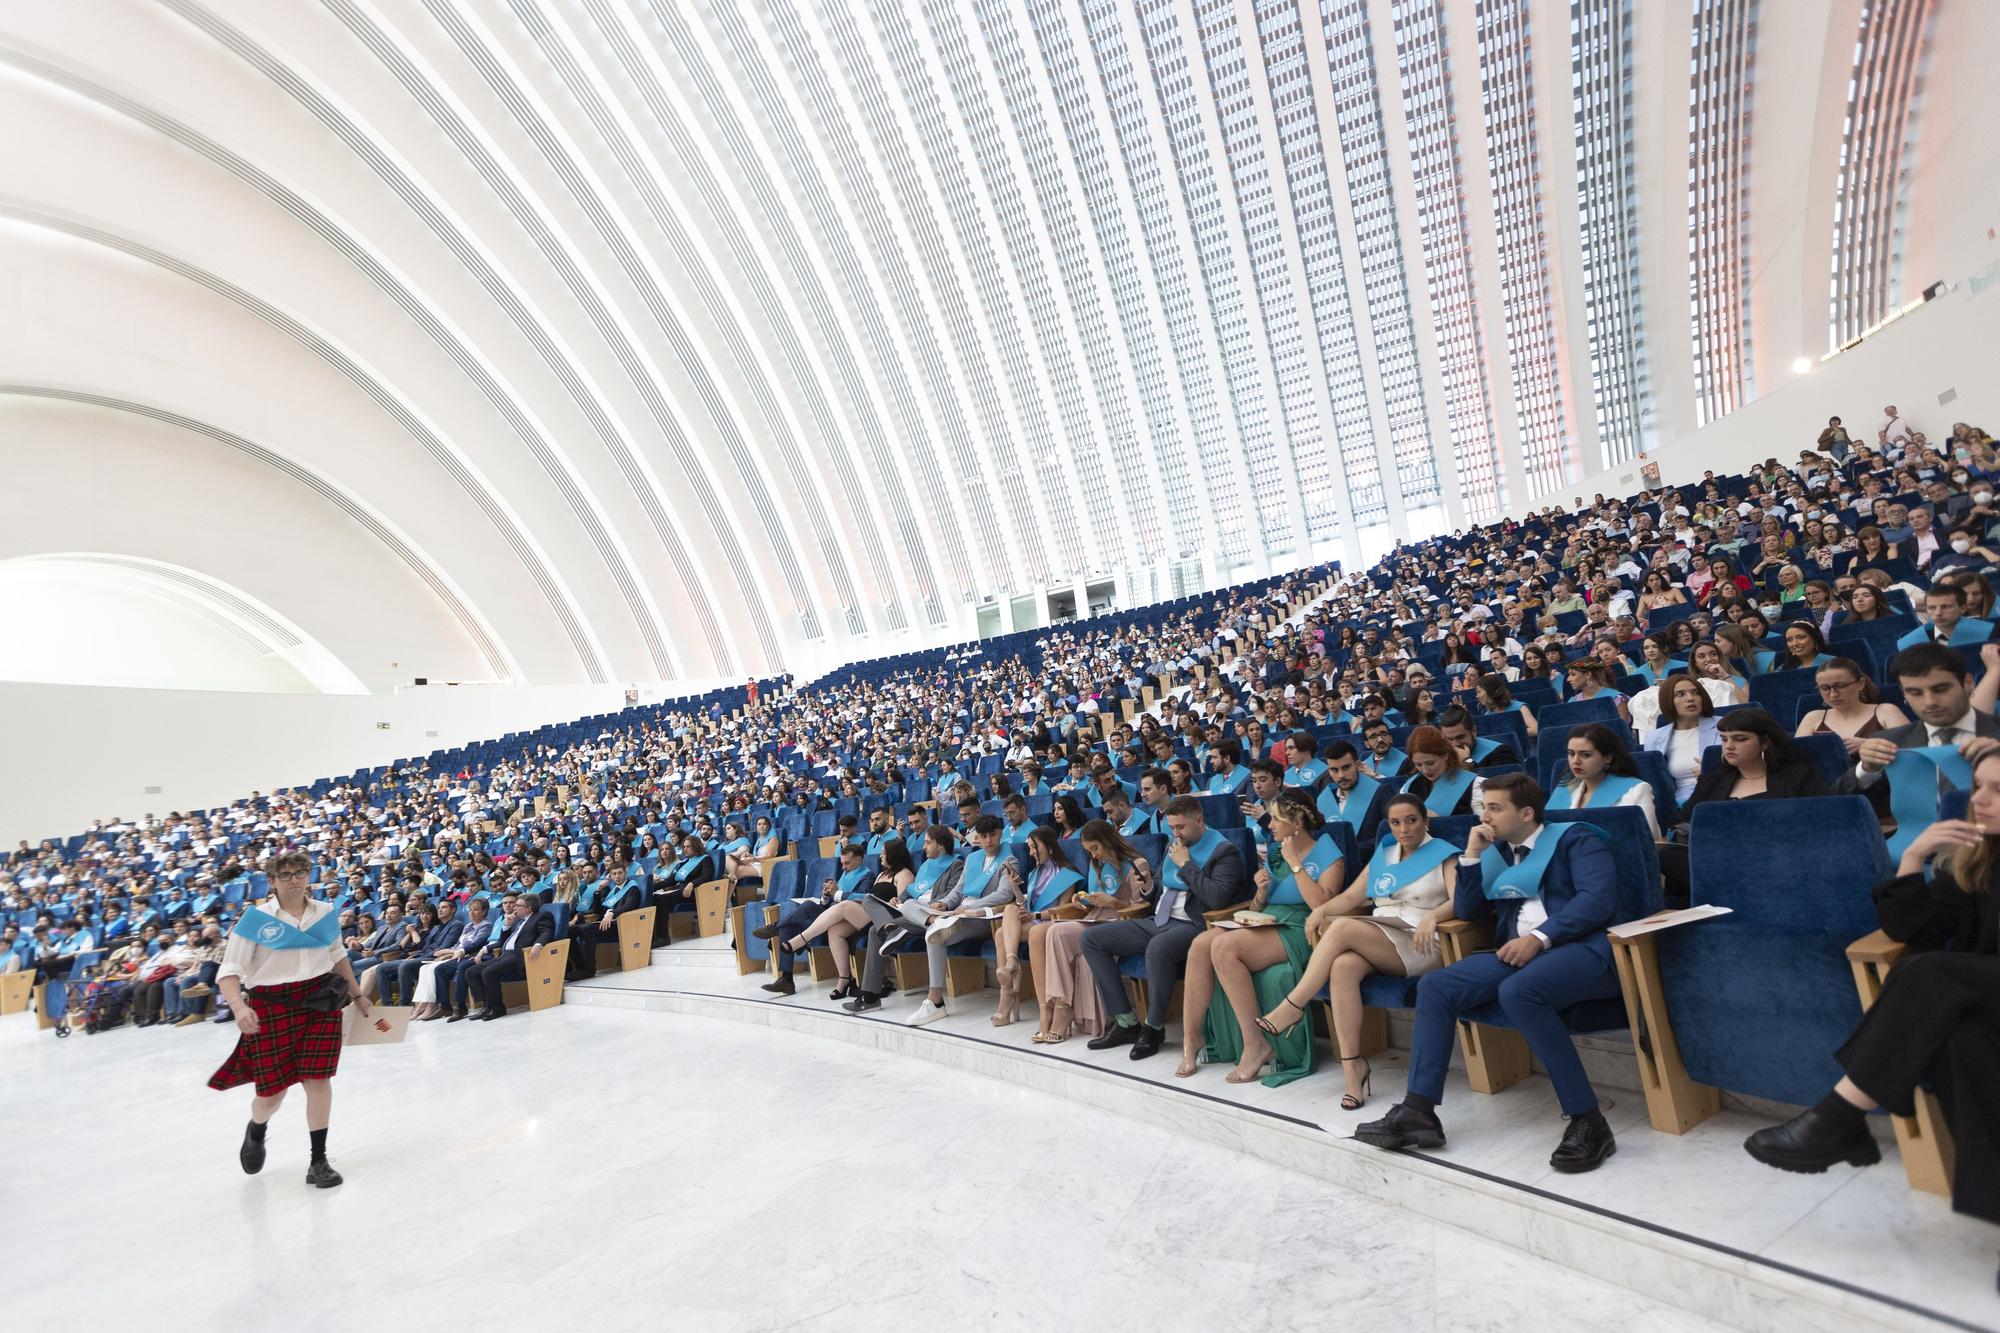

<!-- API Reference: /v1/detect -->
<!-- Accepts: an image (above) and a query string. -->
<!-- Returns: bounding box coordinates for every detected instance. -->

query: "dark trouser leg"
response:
[1081,919,1156,1020]
[1141,923,1202,1028]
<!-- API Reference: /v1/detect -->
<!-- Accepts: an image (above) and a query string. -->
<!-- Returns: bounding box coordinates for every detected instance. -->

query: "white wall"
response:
[1507,272,2000,516]
[0,680,719,847]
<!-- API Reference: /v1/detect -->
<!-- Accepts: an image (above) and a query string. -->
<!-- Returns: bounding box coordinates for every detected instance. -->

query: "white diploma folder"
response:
[343,1004,414,1045]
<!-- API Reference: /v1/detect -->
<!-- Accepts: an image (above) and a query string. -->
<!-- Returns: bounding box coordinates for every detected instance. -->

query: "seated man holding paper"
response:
[1356,773,1625,1173]
[1081,796,1246,1061]
[1835,643,2000,854]
[900,815,1023,1028]
[753,841,874,996]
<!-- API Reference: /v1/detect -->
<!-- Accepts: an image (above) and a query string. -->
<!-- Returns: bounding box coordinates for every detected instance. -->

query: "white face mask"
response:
[1760,604,1783,620]
[1953,538,1973,553]
[1977,492,1994,505]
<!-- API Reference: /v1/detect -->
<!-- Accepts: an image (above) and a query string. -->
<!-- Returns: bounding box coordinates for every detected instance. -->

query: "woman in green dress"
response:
[1174,790,1345,1086]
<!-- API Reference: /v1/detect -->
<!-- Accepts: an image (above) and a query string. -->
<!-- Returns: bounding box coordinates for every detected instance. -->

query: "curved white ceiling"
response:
[0,0,1989,690]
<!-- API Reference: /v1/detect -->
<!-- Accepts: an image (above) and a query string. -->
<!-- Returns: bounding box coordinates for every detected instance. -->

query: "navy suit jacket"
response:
[1452,826,1620,962]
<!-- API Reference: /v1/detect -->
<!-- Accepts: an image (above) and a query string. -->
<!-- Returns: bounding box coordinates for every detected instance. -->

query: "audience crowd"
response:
[6,402,1995,1280]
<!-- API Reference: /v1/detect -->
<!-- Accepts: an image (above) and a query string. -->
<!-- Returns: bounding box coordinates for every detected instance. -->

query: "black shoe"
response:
[1743,1105,1881,1174]
[1550,1110,1617,1174]
[1129,1024,1165,1060]
[305,1158,343,1189]
[1354,1102,1447,1152]
[1087,1022,1141,1051]
[751,922,782,941]
[760,975,796,995]
[239,1124,266,1175]
[446,1009,469,1023]
[843,992,883,1014]
[477,1008,506,1021]
[828,979,857,1001]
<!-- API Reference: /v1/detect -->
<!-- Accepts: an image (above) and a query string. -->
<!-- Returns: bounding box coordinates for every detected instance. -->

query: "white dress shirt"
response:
[1460,825,1553,943]
[217,897,343,988]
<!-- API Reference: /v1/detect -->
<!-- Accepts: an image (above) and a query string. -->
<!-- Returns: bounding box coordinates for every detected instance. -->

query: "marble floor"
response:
[564,938,2000,1331]
[0,998,1740,1333]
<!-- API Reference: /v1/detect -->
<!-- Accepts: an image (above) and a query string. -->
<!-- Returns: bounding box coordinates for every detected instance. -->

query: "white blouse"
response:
[1368,837,1451,930]
[217,897,344,989]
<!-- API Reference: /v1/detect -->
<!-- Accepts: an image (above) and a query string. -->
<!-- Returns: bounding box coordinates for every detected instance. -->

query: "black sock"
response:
[1812,1091,1866,1127]
[309,1128,328,1162]
[246,1119,268,1142]
[1401,1092,1438,1116]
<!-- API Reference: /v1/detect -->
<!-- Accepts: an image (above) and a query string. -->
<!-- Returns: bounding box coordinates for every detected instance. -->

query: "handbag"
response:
[261,973,353,1014]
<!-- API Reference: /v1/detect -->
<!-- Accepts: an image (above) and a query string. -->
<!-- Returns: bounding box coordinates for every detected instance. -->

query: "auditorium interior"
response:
[4,2,1999,1330]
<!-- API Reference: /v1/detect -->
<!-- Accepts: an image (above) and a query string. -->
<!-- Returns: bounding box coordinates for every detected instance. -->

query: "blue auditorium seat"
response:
[1660,796,1889,1106]
[1538,696,1619,731]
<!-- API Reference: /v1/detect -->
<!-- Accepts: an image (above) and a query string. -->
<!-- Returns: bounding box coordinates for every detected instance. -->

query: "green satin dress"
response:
[1200,841,1315,1087]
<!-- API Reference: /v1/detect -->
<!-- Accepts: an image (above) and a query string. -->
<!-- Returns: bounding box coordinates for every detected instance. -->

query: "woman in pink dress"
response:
[1029,820,1151,1044]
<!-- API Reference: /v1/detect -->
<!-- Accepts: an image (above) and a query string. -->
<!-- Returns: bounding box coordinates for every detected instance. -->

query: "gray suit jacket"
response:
[1832,709,2000,819]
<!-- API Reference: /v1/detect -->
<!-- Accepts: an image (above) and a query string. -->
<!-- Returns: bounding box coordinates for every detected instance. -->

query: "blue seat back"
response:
[1747,668,1819,729]
[1195,794,1244,829]
[1539,696,1618,731]
[1664,796,1889,1106]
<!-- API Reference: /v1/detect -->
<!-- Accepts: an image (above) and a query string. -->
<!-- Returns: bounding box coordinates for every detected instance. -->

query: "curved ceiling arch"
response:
[0,201,603,684]
[0,384,522,685]
[0,40,685,680]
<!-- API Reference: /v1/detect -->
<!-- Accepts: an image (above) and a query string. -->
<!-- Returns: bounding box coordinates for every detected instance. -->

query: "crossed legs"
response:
[1264,917,1409,1102]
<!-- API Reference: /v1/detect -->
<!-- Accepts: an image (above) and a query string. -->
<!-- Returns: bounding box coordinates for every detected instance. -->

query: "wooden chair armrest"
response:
[1436,919,1493,964]
[1846,929,1908,969]
[1202,899,1257,925]
[1115,904,1152,919]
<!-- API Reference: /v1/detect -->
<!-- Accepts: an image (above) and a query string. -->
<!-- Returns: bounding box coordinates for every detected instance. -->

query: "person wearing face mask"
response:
[1931,527,2000,576]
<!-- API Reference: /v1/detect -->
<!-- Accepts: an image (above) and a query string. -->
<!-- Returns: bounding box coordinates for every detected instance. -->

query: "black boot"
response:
[1743,1099,1881,1174]
[761,973,796,995]
[239,1121,267,1175]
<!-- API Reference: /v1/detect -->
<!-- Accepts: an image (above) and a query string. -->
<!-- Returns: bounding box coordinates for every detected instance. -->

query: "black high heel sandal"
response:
[827,978,857,1001]
[1255,993,1307,1040]
[1340,1056,1374,1112]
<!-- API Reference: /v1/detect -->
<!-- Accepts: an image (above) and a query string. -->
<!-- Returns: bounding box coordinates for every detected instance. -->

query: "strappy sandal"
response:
[1340,1056,1374,1111]
[1255,993,1307,1040]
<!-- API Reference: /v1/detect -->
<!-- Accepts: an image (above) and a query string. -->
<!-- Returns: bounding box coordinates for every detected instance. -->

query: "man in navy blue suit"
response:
[1357,772,1623,1172]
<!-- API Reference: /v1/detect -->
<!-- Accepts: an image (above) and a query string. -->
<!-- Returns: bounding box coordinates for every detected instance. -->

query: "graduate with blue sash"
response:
[1195,800,1333,1088]
[908,855,953,902]
[1284,757,1329,789]
[1547,773,1642,810]
[1882,745,1975,858]
[1633,658,1687,687]
[1027,861,1084,914]
[1463,736,1504,765]
[1366,744,1409,779]
[230,905,344,951]
[1318,773,1380,829]
[1206,762,1251,796]
[1897,615,1997,651]
[1405,765,1476,816]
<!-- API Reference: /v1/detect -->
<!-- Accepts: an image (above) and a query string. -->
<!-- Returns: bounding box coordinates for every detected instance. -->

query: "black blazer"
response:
[489,913,555,957]
[1684,760,1830,815]
[1874,870,1999,957]
[1831,711,2000,820]
[1146,841,1246,922]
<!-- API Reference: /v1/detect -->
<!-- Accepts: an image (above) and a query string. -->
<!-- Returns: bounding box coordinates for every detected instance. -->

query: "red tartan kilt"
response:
[208,976,344,1097]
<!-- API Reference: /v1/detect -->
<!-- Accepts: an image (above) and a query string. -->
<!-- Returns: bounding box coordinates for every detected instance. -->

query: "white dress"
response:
[1358,837,1451,977]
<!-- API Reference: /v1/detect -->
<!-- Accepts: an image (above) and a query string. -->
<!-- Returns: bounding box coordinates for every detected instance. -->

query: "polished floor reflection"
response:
[1,998,1733,1332]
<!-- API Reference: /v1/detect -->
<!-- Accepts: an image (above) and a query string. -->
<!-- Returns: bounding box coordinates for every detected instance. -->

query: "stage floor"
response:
[1,940,1989,1331]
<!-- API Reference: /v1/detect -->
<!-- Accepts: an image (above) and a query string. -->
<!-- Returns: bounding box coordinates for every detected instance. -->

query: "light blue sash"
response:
[1412,767,1475,816]
[957,850,1000,900]
[910,857,952,902]
[1029,866,1084,913]
[1001,821,1035,848]
[1317,774,1380,827]
[1206,766,1250,795]
[1479,823,1596,901]
[836,866,872,899]
[1160,827,1225,893]
[1121,808,1158,837]
[1885,745,1975,858]
[754,833,781,856]
[1264,832,1343,906]
[1372,746,1408,775]
[1468,737,1502,763]
[1636,659,1687,685]
[1548,774,1641,811]
[1285,759,1328,787]
[1899,618,1994,650]
[1363,838,1458,899]
[231,905,341,951]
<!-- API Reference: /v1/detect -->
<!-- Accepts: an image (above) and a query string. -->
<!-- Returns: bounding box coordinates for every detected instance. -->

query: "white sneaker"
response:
[904,999,949,1027]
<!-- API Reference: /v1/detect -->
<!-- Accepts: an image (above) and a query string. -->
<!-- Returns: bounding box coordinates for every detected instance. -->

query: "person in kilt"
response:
[209,849,371,1187]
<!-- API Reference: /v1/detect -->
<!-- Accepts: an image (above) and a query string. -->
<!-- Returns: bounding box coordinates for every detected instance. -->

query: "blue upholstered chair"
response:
[1616,797,1891,1138]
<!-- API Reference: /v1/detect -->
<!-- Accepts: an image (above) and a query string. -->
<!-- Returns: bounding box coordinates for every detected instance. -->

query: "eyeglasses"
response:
[1817,679,1859,694]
